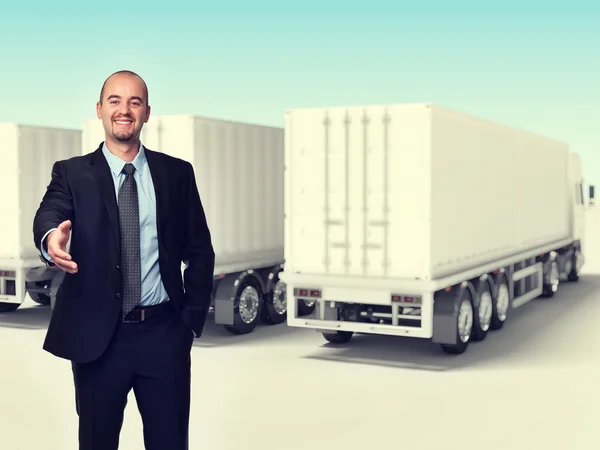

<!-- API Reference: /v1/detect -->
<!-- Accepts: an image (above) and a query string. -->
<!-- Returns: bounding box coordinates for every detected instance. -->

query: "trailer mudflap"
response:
[213,273,240,325]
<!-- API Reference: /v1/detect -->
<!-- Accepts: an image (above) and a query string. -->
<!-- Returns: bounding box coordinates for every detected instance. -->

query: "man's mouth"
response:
[114,119,133,125]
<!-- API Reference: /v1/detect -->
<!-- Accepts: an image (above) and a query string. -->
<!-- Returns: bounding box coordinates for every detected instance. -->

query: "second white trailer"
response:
[281,103,595,353]
[82,114,314,334]
[0,124,81,312]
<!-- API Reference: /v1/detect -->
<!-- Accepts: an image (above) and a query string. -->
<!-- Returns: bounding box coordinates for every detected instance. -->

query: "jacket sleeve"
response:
[180,161,215,336]
[33,161,74,262]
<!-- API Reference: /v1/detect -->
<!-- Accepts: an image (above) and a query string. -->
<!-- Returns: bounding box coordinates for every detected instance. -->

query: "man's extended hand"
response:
[47,220,78,274]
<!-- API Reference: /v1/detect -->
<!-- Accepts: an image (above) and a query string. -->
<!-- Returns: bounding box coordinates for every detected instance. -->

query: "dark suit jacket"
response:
[33,143,215,364]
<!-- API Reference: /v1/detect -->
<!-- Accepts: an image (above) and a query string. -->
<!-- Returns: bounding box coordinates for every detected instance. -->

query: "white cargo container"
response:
[281,103,595,353]
[82,114,314,334]
[0,124,81,312]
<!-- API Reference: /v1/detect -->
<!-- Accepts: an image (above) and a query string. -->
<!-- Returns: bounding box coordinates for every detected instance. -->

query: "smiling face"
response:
[96,72,151,151]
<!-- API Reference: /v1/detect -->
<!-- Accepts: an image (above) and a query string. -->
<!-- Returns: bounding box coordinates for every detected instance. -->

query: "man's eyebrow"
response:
[106,94,144,102]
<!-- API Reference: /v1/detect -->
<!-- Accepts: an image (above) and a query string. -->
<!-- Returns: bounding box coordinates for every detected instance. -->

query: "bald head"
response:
[99,70,149,106]
[96,70,151,157]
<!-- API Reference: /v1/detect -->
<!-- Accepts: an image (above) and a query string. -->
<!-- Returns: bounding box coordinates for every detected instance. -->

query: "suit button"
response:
[116,293,121,299]
[116,265,120,270]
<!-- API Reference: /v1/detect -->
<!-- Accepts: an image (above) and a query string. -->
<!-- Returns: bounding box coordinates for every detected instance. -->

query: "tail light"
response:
[391,294,421,305]
[294,288,322,299]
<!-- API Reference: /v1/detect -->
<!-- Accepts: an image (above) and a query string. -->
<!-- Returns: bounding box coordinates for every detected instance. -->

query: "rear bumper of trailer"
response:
[281,273,435,339]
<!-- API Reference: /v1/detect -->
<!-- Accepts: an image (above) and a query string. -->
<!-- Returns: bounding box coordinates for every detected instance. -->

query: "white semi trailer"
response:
[82,115,315,334]
[0,124,81,312]
[281,103,595,354]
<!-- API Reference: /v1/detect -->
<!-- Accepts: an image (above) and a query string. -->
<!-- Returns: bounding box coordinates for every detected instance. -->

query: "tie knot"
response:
[122,163,135,175]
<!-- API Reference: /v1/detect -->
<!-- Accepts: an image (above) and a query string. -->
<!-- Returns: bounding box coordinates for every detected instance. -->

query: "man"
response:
[33,70,215,450]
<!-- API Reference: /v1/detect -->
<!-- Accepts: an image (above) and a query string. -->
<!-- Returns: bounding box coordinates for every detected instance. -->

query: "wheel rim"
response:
[458,298,473,343]
[239,286,260,323]
[550,262,559,291]
[479,291,493,331]
[303,299,315,308]
[496,283,509,321]
[272,280,287,315]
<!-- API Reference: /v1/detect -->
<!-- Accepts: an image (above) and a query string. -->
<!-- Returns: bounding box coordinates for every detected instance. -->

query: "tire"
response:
[30,293,51,306]
[491,277,510,330]
[224,278,262,335]
[471,282,493,341]
[261,278,287,325]
[298,299,316,316]
[541,258,559,298]
[567,249,582,282]
[440,292,474,355]
[323,331,353,344]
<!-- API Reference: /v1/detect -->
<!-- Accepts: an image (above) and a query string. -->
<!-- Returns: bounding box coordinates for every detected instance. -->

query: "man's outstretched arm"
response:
[33,161,77,272]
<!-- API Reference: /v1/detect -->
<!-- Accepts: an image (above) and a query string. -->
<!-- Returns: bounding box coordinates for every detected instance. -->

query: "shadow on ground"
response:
[0,302,52,330]
[192,311,309,348]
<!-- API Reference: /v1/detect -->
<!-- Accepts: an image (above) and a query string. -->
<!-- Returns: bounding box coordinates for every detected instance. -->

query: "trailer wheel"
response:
[541,258,559,298]
[30,293,51,305]
[440,293,473,354]
[322,331,353,344]
[0,302,20,313]
[298,299,316,316]
[224,278,262,335]
[261,279,287,325]
[471,283,493,341]
[490,278,510,330]
[567,249,582,282]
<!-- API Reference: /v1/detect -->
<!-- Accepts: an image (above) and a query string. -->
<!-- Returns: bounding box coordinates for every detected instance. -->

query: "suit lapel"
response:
[89,145,121,253]
[145,149,170,235]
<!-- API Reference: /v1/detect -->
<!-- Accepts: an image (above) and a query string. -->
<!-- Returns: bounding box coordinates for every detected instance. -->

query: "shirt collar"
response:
[102,141,147,177]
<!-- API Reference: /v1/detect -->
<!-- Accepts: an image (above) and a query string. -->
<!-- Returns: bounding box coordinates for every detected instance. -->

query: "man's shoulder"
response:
[145,148,192,171]
[53,152,93,169]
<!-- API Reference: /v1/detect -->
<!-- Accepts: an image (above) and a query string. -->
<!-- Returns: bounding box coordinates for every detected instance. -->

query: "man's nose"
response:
[118,102,131,114]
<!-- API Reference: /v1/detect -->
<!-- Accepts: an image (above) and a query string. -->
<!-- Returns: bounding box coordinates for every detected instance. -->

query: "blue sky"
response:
[1,0,599,183]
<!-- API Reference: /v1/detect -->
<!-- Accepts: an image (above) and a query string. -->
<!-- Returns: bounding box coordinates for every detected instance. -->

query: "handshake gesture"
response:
[46,220,78,274]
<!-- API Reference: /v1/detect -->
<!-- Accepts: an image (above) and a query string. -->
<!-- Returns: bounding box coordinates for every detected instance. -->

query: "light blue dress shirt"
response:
[42,142,169,307]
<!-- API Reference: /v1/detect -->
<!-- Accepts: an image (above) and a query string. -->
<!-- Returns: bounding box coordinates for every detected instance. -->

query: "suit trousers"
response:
[71,301,194,450]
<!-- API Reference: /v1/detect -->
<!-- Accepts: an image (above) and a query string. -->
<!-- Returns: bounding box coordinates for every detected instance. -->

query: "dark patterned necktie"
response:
[118,163,141,315]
